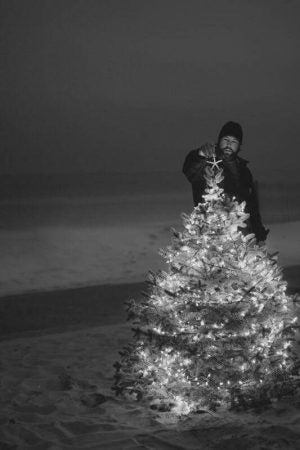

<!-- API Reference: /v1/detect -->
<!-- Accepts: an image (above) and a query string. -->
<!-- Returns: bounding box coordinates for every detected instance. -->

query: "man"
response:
[182,121,269,243]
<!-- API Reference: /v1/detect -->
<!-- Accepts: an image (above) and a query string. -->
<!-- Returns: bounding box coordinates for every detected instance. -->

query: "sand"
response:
[0,195,300,448]
[0,268,299,449]
[0,320,299,450]
[0,215,299,297]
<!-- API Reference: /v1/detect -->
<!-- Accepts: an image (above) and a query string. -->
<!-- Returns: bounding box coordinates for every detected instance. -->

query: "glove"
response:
[257,228,270,245]
[257,241,265,248]
[198,142,216,159]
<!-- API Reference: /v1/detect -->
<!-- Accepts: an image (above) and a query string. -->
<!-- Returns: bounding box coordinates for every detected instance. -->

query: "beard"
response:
[220,146,238,161]
[216,144,239,161]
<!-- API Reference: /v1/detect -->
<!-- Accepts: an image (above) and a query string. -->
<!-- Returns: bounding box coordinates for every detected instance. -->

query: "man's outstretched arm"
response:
[182,143,215,183]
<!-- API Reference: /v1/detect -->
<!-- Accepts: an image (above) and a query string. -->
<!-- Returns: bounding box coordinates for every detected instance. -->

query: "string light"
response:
[114,162,299,416]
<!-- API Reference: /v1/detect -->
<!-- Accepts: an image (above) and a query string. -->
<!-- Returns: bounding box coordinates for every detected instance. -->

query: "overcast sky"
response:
[1,0,300,175]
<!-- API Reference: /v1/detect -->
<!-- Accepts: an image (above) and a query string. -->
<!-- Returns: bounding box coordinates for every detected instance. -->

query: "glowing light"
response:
[115,164,299,416]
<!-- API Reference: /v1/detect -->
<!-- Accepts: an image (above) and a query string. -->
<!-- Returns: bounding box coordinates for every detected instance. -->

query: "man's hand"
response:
[198,142,216,158]
[257,241,265,247]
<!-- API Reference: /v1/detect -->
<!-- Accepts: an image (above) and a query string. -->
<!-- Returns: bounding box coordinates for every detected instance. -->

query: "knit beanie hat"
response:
[218,121,243,144]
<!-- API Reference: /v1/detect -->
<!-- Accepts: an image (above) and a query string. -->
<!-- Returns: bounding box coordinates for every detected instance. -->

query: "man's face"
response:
[219,135,240,159]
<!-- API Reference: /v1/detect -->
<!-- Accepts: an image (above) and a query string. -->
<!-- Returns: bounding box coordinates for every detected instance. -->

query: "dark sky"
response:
[1,0,300,175]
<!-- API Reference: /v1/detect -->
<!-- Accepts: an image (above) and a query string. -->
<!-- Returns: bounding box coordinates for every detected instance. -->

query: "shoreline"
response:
[0,281,146,340]
[1,265,299,341]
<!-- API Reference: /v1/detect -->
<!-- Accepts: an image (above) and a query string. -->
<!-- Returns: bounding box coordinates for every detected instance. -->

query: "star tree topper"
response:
[207,155,222,170]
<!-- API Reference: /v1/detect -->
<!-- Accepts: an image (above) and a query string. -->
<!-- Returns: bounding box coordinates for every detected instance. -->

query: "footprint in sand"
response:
[80,392,107,408]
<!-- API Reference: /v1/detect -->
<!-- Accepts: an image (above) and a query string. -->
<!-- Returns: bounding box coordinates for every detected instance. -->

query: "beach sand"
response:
[0,307,299,449]
[0,276,299,449]
[0,195,300,449]
[0,214,299,298]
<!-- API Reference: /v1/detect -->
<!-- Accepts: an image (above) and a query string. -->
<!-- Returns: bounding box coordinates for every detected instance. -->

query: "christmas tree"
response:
[113,158,299,416]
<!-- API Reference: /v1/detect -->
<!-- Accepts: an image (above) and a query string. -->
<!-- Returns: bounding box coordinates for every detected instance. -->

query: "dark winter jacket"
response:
[182,148,269,242]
